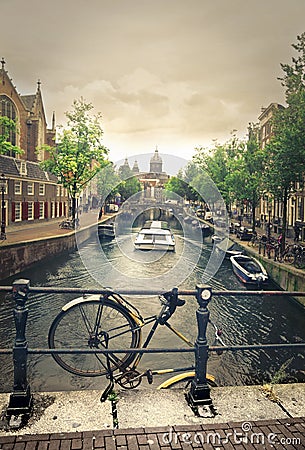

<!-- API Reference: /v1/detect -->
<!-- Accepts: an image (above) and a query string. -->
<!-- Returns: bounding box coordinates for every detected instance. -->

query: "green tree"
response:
[116,177,142,202]
[264,33,305,249]
[40,98,109,220]
[194,134,245,212]
[238,123,265,230]
[0,116,22,155]
[96,162,120,205]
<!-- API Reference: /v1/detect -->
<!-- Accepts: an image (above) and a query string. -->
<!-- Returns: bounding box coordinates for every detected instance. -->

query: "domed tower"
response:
[150,146,163,173]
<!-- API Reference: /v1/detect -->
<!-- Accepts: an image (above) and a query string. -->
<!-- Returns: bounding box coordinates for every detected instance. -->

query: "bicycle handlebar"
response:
[157,288,185,325]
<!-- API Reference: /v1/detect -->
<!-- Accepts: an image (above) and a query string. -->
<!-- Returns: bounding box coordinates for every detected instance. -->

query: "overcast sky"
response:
[2,0,305,168]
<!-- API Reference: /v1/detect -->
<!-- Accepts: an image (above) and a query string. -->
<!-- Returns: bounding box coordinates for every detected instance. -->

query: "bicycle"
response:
[247,233,260,247]
[48,289,225,391]
[293,245,305,269]
[59,218,80,230]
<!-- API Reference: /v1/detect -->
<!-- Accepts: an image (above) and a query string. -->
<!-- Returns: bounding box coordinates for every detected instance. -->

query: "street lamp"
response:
[0,173,8,240]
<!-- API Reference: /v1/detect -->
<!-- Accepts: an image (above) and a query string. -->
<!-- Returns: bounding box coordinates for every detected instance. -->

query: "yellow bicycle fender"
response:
[157,371,215,389]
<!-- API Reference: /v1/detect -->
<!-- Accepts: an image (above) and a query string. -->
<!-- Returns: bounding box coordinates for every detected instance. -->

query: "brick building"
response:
[257,102,305,239]
[0,59,68,230]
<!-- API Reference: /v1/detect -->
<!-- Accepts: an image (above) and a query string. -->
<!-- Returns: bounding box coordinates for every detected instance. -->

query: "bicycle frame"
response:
[97,292,223,389]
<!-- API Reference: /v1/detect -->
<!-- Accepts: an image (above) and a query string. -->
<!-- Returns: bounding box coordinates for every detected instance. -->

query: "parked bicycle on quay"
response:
[252,233,305,268]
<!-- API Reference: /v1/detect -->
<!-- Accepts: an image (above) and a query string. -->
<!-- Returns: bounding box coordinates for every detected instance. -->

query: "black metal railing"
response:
[0,279,305,419]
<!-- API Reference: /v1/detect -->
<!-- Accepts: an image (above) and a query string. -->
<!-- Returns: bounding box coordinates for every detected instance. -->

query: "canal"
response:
[0,220,304,393]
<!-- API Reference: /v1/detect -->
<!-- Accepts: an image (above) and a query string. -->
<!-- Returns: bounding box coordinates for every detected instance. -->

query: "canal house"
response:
[0,59,68,229]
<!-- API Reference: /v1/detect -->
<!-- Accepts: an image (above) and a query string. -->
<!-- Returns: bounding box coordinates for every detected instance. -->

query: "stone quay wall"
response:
[0,225,94,280]
[245,246,305,307]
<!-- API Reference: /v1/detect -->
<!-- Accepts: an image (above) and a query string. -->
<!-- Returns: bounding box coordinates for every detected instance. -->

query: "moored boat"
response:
[200,223,212,237]
[216,237,243,258]
[98,223,115,240]
[134,220,175,251]
[230,254,268,286]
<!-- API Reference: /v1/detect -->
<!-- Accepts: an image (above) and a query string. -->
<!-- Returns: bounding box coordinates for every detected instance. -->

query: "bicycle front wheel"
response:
[48,297,141,377]
[157,372,217,389]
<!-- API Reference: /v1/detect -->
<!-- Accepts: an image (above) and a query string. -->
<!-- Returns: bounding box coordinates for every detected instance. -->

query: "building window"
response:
[28,202,34,220]
[50,201,55,218]
[14,181,22,195]
[20,161,27,175]
[15,202,21,221]
[39,202,44,219]
[0,95,17,156]
[297,198,302,221]
[39,183,45,195]
[27,182,34,195]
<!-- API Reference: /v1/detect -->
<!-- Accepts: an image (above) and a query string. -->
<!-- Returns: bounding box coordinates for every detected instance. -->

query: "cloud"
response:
[1,0,305,161]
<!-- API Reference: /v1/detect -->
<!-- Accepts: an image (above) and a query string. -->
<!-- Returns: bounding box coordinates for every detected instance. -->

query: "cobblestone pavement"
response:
[0,417,304,449]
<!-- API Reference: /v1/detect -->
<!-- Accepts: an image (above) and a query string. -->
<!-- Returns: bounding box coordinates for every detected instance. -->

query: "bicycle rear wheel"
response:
[48,296,141,376]
[283,252,294,264]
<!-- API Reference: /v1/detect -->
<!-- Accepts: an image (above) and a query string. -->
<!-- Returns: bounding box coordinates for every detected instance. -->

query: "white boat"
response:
[134,220,175,251]
[230,254,268,286]
[98,223,115,240]
[216,237,243,258]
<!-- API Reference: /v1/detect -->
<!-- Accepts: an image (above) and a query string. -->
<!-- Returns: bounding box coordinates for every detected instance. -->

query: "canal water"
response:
[0,222,304,393]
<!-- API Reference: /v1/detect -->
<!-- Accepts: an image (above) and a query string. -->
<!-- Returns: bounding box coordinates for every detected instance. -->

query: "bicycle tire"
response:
[157,371,217,389]
[283,252,294,264]
[48,296,141,377]
[295,256,305,269]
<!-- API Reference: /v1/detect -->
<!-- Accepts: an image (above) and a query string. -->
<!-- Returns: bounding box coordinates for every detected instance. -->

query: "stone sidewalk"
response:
[0,211,114,247]
[0,385,304,448]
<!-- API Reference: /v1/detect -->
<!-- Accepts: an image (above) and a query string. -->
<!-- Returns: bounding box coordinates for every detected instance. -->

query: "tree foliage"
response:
[116,176,142,202]
[165,167,199,202]
[193,134,245,211]
[40,98,109,219]
[96,162,120,204]
[264,33,305,247]
[0,116,23,155]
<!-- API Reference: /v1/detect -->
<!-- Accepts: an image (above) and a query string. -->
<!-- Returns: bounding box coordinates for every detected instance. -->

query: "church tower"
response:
[149,146,163,173]
[132,160,140,174]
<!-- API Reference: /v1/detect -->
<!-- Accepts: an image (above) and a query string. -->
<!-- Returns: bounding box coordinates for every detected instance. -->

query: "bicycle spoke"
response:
[48,298,141,377]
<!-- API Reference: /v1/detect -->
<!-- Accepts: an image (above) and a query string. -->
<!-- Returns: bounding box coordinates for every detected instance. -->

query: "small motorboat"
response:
[211,235,223,243]
[134,220,175,251]
[98,223,115,240]
[216,237,243,258]
[230,254,268,286]
[200,223,212,237]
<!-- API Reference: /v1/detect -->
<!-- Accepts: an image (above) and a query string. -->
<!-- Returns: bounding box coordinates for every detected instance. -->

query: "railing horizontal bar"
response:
[1,285,305,297]
[209,343,305,351]
[1,342,304,357]
[4,342,301,355]
[26,347,195,354]
[212,290,305,297]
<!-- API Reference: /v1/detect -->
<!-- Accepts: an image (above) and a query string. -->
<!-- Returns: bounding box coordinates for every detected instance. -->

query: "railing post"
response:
[7,279,32,417]
[186,284,212,408]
